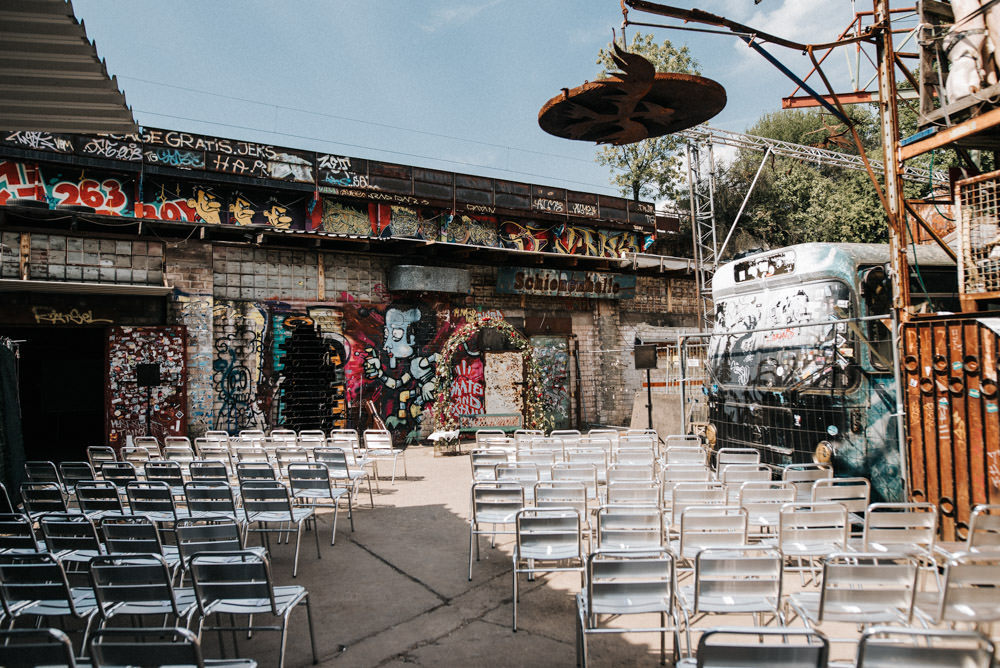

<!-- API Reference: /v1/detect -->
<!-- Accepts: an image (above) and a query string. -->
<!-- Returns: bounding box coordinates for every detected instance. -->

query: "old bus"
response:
[706,243,957,501]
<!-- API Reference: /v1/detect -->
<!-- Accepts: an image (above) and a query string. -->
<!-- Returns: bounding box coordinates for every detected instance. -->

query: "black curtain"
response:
[0,338,26,507]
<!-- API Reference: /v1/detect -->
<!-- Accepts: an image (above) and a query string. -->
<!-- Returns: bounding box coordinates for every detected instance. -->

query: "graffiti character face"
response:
[263,204,292,229]
[187,188,221,224]
[383,307,421,369]
[229,195,255,225]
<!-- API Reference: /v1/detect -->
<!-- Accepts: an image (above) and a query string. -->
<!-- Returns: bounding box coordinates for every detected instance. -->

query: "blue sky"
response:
[71,1,871,199]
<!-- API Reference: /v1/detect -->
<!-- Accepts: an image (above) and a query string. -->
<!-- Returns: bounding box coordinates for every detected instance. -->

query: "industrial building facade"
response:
[0,128,697,455]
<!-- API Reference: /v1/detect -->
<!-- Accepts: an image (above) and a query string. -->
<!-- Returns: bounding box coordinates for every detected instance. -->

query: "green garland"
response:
[431,313,552,432]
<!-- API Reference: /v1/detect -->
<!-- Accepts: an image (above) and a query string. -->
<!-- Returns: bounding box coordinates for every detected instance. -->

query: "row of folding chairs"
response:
[0,626,258,668]
[0,549,314,668]
[475,497,1000,664]
[20,473,352,576]
[87,427,407,485]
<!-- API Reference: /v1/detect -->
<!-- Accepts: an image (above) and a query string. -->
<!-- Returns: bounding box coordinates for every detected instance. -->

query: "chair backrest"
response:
[695,627,828,667]
[720,464,772,488]
[0,552,78,618]
[25,460,61,485]
[58,461,95,491]
[163,445,196,466]
[0,483,13,515]
[189,459,230,483]
[184,481,238,516]
[715,447,761,469]
[664,445,708,466]
[817,552,918,623]
[474,429,506,446]
[967,504,1000,551]
[471,482,524,525]
[927,553,1000,624]
[176,517,248,561]
[121,446,155,468]
[164,435,193,449]
[777,502,850,553]
[782,463,834,501]
[237,429,267,441]
[87,446,117,468]
[75,480,125,515]
[88,627,214,668]
[194,438,227,459]
[287,463,334,495]
[596,504,663,552]
[132,435,161,453]
[189,550,279,616]
[276,447,311,474]
[669,481,727,527]
[144,460,185,487]
[240,479,294,515]
[855,627,995,668]
[0,513,38,551]
[614,448,656,468]
[0,628,77,668]
[495,462,540,486]
[664,434,700,448]
[203,430,231,445]
[125,480,177,517]
[584,549,674,619]
[678,506,748,556]
[236,461,277,482]
[100,460,138,487]
[862,502,937,554]
[38,512,104,554]
[811,477,870,513]
[738,481,796,522]
[470,449,509,481]
[606,480,661,507]
[692,545,783,614]
[363,429,394,449]
[19,482,67,516]
[533,481,588,519]
[270,428,298,442]
[606,463,655,484]
[89,553,181,619]
[100,515,166,556]
[618,433,655,450]
[515,507,583,562]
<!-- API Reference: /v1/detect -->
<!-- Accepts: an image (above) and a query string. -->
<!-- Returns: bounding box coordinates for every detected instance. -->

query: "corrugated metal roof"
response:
[0,0,138,134]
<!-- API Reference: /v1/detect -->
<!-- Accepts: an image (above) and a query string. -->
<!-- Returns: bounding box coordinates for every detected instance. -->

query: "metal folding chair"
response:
[189,550,317,668]
[855,627,995,668]
[240,479,320,578]
[512,506,585,631]
[363,428,407,484]
[287,462,351,544]
[0,628,78,668]
[468,482,523,580]
[576,548,680,667]
[89,553,197,628]
[88,626,257,668]
[675,626,828,668]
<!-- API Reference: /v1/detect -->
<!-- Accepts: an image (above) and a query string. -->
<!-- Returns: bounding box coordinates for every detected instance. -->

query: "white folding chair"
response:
[512,506,585,631]
[363,428,407,484]
[468,482,524,580]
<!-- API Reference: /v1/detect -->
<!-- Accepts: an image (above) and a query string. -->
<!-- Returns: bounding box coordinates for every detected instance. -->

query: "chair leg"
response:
[313,514,322,557]
[512,564,518,632]
[304,593,318,665]
[330,501,339,546]
[365,475,375,507]
[292,523,303,578]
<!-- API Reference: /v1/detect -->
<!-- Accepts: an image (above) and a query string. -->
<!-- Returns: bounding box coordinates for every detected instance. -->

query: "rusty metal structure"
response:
[622,0,1000,539]
[538,42,726,145]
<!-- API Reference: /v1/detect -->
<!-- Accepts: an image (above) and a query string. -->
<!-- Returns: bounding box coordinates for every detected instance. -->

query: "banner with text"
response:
[495,267,636,299]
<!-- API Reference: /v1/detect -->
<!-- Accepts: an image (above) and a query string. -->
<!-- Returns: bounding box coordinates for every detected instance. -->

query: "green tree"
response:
[595,33,699,202]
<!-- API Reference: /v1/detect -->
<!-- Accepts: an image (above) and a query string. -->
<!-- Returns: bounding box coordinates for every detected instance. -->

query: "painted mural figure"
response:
[186,187,222,224]
[363,304,439,442]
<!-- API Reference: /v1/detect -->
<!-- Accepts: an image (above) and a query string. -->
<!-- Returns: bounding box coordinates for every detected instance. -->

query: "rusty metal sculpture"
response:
[538,42,726,145]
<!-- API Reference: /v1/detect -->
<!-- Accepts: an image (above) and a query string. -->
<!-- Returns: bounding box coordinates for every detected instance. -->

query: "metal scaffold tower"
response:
[681,124,947,328]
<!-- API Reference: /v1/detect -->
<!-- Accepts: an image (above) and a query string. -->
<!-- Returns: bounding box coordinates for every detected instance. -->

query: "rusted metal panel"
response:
[904,317,1000,539]
[484,352,523,416]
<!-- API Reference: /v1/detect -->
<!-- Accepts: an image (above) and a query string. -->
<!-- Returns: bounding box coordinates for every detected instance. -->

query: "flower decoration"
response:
[431,312,552,433]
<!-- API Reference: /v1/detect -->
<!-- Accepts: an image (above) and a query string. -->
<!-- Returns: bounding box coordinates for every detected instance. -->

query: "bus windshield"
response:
[709,280,856,391]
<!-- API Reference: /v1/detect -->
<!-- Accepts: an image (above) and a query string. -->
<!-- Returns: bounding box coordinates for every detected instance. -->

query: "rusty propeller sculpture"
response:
[538,42,726,145]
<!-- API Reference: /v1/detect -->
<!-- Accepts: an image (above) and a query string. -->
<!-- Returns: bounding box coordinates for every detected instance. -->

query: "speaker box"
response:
[136,363,161,387]
[634,344,658,370]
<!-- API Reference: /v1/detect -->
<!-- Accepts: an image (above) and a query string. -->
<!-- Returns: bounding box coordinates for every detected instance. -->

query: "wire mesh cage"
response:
[957,169,1000,296]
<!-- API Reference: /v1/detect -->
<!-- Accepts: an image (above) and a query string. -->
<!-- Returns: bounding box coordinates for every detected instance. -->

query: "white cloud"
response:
[418,0,505,33]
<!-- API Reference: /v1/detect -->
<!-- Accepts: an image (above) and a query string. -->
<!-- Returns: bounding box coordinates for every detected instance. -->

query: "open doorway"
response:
[2,327,106,462]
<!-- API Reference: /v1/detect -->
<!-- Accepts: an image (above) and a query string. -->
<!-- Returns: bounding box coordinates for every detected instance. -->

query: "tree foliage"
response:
[594,33,699,202]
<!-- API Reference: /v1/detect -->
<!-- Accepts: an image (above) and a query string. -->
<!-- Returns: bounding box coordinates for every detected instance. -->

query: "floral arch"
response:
[431,313,551,432]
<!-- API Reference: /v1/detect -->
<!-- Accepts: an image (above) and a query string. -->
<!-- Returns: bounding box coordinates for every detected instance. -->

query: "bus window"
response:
[861,266,892,371]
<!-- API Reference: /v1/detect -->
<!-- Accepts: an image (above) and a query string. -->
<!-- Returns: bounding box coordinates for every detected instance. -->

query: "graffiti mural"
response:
[212,301,269,433]
[272,311,348,431]
[344,301,448,444]
[107,326,187,448]
[139,180,310,228]
[174,293,214,437]
[0,159,132,216]
[531,335,571,430]
[444,213,498,246]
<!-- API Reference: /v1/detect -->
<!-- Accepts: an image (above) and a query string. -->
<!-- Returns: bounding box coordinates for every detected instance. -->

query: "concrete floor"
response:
[210,445,887,668]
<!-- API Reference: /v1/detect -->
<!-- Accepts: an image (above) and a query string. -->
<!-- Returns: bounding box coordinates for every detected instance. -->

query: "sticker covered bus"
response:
[706,243,957,501]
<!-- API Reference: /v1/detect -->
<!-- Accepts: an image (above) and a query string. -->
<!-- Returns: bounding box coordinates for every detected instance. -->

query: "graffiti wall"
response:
[212,301,269,433]
[140,179,314,228]
[107,326,187,448]
[0,159,133,216]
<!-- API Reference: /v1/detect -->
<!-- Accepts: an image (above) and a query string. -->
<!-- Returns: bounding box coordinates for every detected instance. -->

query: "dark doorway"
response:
[2,327,106,462]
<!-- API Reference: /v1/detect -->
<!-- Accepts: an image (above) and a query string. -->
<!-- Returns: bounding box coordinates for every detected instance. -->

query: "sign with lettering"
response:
[458,413,523,431]
[496,266,636,299]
